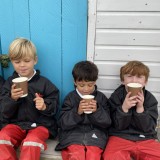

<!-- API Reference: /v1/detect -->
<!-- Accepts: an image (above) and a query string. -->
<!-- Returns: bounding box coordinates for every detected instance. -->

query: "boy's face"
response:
[122,74,147,89]
[11,56,37,78]
[74,80,96,95]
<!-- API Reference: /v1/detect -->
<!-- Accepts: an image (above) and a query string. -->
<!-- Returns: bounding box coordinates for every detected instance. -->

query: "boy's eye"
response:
[14,61,20,63]
[79,84,85,87]
[125,74,131,78]
[23,58,31,62]
[88,84,94,87]
[138,76,144,79]
[24,60,30,62]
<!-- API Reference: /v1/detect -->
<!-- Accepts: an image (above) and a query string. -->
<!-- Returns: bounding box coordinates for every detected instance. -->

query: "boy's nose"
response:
[84,86,89,91]
[132,76,138,82]
[20,62,25,66]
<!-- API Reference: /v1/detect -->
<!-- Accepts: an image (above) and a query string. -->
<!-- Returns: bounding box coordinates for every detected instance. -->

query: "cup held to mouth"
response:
[127,83,142,97]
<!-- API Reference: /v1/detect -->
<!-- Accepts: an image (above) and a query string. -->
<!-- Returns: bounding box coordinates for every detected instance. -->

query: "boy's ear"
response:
[74,81,77,86]
[34,56,38,65]
[121,81,125,85]
[144,80,148,85]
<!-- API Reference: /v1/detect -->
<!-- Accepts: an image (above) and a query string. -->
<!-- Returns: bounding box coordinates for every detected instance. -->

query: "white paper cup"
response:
[83,111,93,114]
[12,77,28,97]
[127,83,142,97]
[81,95,94,114]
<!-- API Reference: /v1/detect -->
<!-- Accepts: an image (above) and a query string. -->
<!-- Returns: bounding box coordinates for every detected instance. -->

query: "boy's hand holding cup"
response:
[81,95,95,114]
[12,77,28,98]
[122,83,142,112]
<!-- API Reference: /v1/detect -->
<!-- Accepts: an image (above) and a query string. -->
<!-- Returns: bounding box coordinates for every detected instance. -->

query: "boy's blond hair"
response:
[120,60,150,82]
[9,38,37,61]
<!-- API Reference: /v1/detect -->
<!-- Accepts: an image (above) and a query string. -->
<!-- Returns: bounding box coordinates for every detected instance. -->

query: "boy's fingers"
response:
[126,92,131,98]
[11,84,16,89]
[35,93,39,98]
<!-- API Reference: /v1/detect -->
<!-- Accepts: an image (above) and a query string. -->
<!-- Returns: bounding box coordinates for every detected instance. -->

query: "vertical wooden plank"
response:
[62,0,88,100]
[0,35,3,77]
[0,0,14,52]
[0,0,87,104]
[29,0,62,94]
[0,0,30,79]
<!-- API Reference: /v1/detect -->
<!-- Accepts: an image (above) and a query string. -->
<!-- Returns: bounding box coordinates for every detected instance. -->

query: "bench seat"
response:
[17,139,62,160]
[18,126,160,160]
[40,139,62,160]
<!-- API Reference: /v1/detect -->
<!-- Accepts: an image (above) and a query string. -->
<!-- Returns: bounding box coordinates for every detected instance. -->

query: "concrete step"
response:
[17,139,62,160]
[40,139,62,160]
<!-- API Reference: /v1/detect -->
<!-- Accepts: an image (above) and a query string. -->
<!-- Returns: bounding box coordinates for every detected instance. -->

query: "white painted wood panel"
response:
[97,77,160,93]
[97,0,160,11]
[95,62,160,78]
[95,46,160,62]
[87,0,160,108]
[97,12,160,29]
[96,29,160,46]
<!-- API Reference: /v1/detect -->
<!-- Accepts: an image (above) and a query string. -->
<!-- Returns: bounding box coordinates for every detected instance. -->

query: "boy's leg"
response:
[103,136,135,160]
[0,124,26,160]
[137,139,160,160]
[19,126,49,160]
[86,146,103,160]
[61,144,85,160]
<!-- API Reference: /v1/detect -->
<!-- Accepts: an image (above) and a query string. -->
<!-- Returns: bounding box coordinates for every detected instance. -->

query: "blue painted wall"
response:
[0,0,87,102]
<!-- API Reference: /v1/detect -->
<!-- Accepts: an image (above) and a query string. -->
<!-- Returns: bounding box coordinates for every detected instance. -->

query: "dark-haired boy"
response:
[56,60,111,160]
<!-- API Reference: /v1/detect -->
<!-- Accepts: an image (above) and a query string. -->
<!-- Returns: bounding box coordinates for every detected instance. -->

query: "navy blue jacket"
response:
[0,76,5,92]
[56,88,111,150]
[0,70,59,138]
[0,75,5,129]
[108,84,158,141]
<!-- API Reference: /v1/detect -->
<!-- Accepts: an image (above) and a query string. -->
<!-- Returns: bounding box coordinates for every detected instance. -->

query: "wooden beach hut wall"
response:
[87,0,160,111]
[0,0,87,102]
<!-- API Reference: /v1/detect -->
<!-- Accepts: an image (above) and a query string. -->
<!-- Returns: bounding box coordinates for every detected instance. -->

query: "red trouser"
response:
[61,144,103,160]
[103,136,160,160]
[0,124,49,160]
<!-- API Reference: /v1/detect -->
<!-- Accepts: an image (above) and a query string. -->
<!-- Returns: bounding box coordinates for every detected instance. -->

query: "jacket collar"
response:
[12,69,40,81]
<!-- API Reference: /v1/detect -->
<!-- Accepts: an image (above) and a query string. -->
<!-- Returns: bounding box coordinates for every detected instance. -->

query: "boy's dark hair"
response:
[72,61,98,82]
[120,60,150,82]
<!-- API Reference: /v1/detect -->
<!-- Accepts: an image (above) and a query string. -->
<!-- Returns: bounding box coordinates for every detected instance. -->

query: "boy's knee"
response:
[103,151,131,160]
